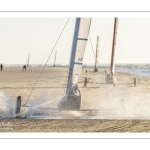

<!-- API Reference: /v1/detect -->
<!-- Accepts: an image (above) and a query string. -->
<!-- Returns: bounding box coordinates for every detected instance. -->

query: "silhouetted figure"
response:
[0,64,2,71]
[22,65,26,71]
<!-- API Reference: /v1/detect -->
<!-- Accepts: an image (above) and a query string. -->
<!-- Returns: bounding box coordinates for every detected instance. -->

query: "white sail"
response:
[66,18,91,93]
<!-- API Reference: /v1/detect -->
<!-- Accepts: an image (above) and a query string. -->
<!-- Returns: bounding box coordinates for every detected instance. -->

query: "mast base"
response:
[105,74,116,84]
[94,68,98,72]
[58,89,81,110]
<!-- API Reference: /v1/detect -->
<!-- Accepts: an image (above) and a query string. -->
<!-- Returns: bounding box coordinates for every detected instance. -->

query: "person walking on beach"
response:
[22,65,26,71]
[1,63,3,71]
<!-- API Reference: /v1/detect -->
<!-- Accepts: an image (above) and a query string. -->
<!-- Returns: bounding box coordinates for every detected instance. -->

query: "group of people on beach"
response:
[0,64,32,72]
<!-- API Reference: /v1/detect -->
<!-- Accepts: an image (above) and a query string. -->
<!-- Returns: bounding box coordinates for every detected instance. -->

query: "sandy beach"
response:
[0,66,150,132]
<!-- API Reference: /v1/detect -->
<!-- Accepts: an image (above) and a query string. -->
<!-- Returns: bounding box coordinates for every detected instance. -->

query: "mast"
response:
[110,17,118,75]
[54,50,57,67]
[94,36,99,72]
[27,53,30,67]
[66,18,91,94]
[66,18,80,94]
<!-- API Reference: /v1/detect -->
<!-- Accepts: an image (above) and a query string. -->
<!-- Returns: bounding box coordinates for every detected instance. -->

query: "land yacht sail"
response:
[59,18,91,110]
[94,36,99,72]
[105,17,118,84]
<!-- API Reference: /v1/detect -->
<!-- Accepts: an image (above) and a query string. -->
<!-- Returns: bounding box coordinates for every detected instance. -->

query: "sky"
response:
[0,16,150,65]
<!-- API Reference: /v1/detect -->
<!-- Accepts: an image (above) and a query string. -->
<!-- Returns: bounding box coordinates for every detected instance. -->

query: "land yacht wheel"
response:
[105,74,116,84]
[58,89,81,110]
[15,96,21,114]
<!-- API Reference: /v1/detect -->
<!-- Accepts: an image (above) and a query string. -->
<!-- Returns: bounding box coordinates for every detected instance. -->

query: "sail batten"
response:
[74,62,83,65]
[77,38,88,40]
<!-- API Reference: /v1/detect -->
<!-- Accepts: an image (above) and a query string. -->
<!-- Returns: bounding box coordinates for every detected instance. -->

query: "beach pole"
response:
[134,78,136,87]
[84,77,88,87]
[27,53,30,67]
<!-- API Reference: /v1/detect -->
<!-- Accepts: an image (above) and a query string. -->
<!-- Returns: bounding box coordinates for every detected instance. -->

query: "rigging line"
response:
[115,36,128,77]
[89,28,114,74]
[63,66,69,96]
[117,36,127,65]
[89,33,95,57]
[24,18,70,105]
[89,33,105,72]
[99,27,113,60]
[89,34,118,110]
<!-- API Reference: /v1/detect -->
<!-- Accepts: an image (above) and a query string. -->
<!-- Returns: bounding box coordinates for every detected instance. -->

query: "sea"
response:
[115,64,150,77]
[83,64,150,77]
[3,64,150,77]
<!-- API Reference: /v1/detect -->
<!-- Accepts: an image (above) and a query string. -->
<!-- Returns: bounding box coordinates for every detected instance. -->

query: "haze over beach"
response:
[1,16,150,132]
[1,17,150,65]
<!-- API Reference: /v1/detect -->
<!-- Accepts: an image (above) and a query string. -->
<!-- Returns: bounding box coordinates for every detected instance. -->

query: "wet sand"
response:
[0,66,150,132]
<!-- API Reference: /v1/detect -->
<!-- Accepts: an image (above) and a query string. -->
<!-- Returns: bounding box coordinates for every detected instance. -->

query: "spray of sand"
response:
[0,91,15,118]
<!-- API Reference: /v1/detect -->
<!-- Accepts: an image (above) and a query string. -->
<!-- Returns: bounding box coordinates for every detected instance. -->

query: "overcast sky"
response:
[0,16,150,65]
